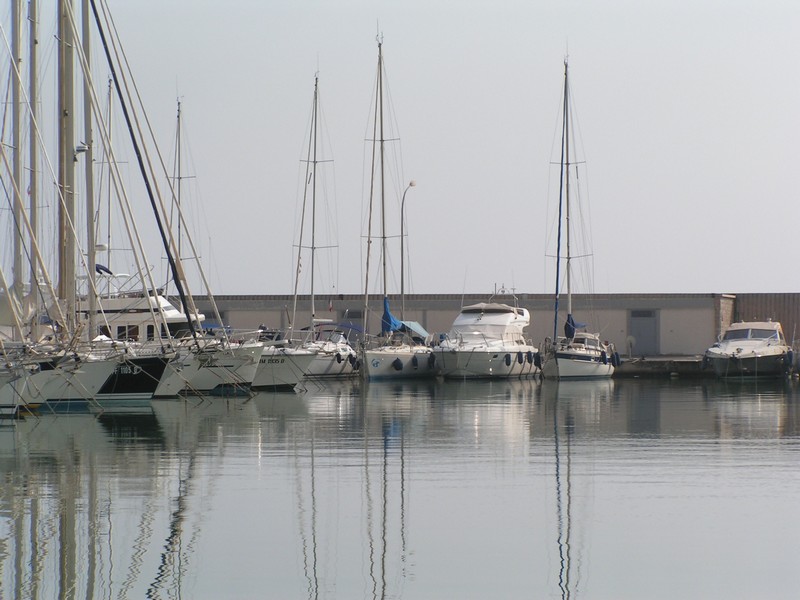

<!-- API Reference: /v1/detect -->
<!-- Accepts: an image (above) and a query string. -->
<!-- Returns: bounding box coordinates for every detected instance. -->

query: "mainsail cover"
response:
[564,313,586,339]
[381,296,403,335]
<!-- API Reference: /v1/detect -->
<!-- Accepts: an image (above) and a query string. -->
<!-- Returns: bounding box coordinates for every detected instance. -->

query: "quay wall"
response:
[190,292,788,356]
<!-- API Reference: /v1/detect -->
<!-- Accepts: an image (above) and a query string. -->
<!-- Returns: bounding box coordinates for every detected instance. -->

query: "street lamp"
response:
[400,180,416,320]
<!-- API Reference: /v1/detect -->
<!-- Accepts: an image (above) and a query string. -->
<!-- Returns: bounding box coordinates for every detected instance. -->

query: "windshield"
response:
[722,328,780,341]
[750,329,780,340]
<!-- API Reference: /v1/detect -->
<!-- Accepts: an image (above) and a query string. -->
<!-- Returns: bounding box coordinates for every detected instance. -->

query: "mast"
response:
[28,0,39,309]
[362,39,382,337]
[82,0,97,340]
[552,60,569,342]
[291,75,321,338]
[175,99,183,258]
[564,61,572,321]
[378,42,387,298]
[310,77,318,322]
[103,78,113,282]
[170,99,196,291]
[11,0,24,325]
[58,0,77,336]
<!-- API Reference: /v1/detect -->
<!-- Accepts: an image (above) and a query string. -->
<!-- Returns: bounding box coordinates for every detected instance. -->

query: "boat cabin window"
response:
[117,325,139,340]
[146,325,155,341]
[168,322,194,338]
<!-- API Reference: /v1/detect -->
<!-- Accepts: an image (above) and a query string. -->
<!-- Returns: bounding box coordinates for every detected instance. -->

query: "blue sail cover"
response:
[381,297,403,335]
[564,313,586,339]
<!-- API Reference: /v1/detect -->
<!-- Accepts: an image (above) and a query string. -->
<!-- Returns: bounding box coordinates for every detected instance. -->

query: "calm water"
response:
[1,377,799,599]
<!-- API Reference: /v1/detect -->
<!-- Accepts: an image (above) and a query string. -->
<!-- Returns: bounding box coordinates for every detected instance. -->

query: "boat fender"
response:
[526,351,533,364]
[504,354,512,367]
[614,352,621,367]
[348,354,357,366]
[610,352,619,367]
[412,355,419,369]
[784,350,794,367]
[392,358,403,371]
[428,353,436,369]
[336,353,343,363]
[701,355,709,370]
[533,352,542,368]
[517,352,524,365]
[354,359,361,371]
[601,350,608,365]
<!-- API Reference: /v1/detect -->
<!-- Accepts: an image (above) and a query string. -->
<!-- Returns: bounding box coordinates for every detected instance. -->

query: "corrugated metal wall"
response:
[733,294,800,343]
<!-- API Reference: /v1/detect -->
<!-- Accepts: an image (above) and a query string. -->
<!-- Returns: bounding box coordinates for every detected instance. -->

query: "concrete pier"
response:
[614,355,709,379]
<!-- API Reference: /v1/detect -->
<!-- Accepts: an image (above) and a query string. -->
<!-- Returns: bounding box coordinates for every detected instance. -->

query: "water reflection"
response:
[1,379,800,598]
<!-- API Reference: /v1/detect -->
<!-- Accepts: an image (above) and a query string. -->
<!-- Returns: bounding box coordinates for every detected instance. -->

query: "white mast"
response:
[28,0,39,313]
[58,0,77,336]
[11,0,24,339]
[378,41,387,298]
[82,0,97,339]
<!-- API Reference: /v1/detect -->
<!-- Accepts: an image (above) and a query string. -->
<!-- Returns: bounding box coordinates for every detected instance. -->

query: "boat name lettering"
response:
[260,358,285,364]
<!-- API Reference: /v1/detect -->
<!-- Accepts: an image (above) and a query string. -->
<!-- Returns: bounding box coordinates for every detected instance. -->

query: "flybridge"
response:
[460,303,525,316]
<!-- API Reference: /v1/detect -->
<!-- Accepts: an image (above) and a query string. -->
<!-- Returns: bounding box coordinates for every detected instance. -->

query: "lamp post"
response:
[400,180,416,320]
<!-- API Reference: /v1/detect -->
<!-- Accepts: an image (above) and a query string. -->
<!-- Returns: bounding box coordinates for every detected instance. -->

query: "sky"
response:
[3,0,800,298]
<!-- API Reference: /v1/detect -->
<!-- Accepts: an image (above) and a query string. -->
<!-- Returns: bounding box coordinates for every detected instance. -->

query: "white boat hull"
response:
[252,347,316,390]
[434,346,539,379]
[542,351,614,380]
[154,343,263,396]
[363,345,437,380]
[303,341,359,379]
[0,354,170,413]
[0,360,116,411]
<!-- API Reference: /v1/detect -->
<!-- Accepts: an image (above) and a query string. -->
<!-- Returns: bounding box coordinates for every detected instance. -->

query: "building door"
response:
[629,310,659,356]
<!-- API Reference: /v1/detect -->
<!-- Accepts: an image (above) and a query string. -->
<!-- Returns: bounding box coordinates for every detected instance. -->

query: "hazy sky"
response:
[5,1,800,297]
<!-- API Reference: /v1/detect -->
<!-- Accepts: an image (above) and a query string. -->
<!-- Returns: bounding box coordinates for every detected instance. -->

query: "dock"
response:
[614,355,709,379]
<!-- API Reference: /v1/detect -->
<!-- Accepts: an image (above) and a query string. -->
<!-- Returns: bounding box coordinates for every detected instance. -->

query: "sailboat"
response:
[148,100,263,397]
[360,39,436,381]
[287,75,358,379]
[541,60,617,380]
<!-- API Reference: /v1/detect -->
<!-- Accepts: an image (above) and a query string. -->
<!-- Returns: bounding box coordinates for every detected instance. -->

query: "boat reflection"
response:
[2,378,800,598]
[538,380,616,599]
